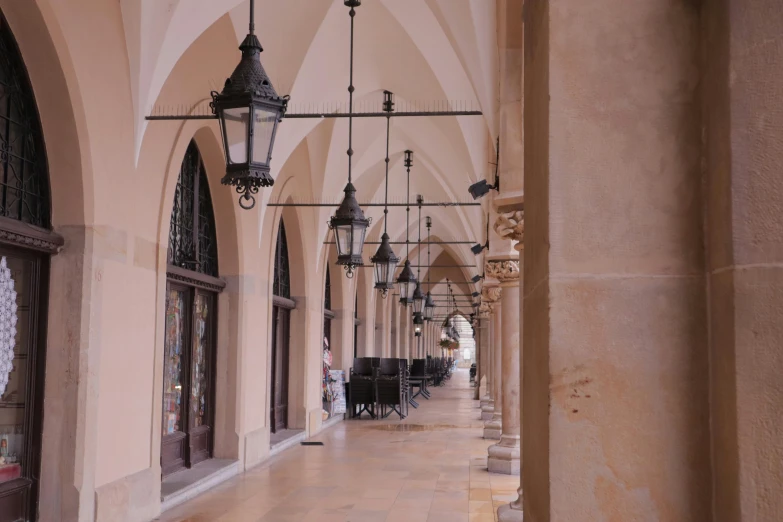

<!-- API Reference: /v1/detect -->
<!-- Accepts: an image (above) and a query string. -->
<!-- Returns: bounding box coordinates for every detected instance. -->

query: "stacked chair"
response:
[349,358,377,418]
[376,358,408,419]
[409,359,431,406]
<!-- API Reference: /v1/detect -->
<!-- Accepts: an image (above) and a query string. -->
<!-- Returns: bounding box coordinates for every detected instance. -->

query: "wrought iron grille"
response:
[0,16,51,228]
[273,221,290,298]
[324,265,331,311]
[168,141,218,277]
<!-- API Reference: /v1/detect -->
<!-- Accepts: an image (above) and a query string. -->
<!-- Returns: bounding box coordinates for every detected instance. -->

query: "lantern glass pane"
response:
[407,281,416,301]
[351,222,367,256]
[223,107,249,164]
[252,107,277,165]
[413,296,424,314]
[335,224,352,257]
[398,280,409,300]
[424,306,434,321]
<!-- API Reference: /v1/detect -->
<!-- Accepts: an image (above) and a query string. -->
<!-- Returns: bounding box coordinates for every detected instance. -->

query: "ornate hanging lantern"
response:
[211,0,288,210]
[371,91,399,295]
[330,0,370,278]
[396,150,417,304]
[397,260,416,305]
[372,232,399,296]
[423,215,435,321]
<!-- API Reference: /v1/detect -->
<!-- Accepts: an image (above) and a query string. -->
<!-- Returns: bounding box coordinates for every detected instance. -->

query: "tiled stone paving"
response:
[156,369,518,522]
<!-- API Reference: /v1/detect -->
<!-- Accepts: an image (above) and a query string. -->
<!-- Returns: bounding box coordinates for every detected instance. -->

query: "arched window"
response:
[0,16,50,228]
[161,141,220,477]
[168,141,218,277]
[273,221,290,298]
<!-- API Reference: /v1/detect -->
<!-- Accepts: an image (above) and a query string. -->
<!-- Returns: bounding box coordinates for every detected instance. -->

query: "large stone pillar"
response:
[487,260,521,474]
[484,291,503,440]
[702,3,783,519]
[522,2,710,521]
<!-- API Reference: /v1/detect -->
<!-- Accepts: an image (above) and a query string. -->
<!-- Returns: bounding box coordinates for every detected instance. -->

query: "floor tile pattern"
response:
[155,369,518,522]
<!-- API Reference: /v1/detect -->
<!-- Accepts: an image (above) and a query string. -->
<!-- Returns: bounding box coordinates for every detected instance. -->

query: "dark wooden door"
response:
[0,248,48,522]
[161,284,215,477]
[270,306,290,433]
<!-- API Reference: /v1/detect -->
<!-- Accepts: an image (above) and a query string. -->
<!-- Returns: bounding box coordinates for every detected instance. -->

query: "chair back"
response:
[352,358,374,376]
[379,358,401,376]
[411,358,427,377]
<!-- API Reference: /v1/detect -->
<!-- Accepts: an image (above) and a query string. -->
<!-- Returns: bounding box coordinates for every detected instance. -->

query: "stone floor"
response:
[155,369,518,522]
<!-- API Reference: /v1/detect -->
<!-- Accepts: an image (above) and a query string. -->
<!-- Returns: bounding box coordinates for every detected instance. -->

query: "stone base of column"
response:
[488,435,520,474]
[481,400,495,421]
[497,501,524,522]
[483,415,502,440]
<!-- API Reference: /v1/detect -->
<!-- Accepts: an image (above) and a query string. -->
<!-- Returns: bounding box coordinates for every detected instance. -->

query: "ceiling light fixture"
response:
[329,0,371,278]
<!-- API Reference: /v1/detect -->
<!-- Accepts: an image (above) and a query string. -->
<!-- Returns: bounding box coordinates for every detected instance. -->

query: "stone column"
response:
[522,2,710,520]
[480,286,500,421]
[499,228,525,521]
[487,260,521,474]
[484,289,503,440]
[478,313,491,409]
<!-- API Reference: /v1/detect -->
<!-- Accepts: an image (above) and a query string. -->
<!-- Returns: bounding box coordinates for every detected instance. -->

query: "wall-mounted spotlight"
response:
[471,218,490,255]
[471,241,489,255]
[468,179,499,200]
[467,137,500,200]
[471,274,484,284]
[471,291,480,298]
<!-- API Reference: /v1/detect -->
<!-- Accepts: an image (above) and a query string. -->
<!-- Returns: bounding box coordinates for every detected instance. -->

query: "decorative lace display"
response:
[0,257,18,396]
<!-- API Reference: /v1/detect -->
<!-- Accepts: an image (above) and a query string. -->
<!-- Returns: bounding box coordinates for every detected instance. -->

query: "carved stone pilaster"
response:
[493,210,524,245]
[485,259,520,284]
[480,285,502,315]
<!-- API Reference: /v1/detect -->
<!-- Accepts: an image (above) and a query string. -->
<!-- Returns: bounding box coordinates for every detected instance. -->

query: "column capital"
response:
[485,259,520,284]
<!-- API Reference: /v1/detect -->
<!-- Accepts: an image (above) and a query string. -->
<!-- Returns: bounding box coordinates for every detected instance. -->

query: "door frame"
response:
[160,266,223,477]
[0,237,57,522]
[270,296,294,434]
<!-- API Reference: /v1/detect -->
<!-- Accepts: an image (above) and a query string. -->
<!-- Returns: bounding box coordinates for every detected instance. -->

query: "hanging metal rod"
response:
[324,241,474,245]
[269,202,480,207]
[357,264,476,269]
[146,100,482,121]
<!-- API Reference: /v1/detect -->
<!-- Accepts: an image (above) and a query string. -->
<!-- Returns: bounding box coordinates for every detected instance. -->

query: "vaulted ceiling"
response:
[121,0,498,301]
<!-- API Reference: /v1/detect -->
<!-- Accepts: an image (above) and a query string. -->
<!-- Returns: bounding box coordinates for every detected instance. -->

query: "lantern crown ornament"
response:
[371,90,399,296]
[211,0,289,210]
[330,0,370,278]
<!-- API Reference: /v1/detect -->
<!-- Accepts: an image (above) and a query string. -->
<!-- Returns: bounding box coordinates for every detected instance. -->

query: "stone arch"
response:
[0,4,98,520]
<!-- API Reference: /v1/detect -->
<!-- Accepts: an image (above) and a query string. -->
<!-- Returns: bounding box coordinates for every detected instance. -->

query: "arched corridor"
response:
[0,1,780,521]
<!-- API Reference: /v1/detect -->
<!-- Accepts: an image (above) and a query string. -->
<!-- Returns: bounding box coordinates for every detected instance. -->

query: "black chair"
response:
[409,359,431,401]
[376,358,406,419]
[352,358,374,377]
[350,359,376,418]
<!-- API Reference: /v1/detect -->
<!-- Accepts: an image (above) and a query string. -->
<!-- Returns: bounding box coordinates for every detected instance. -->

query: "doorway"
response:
[270,221,293,434]
[0,12,59,521]
[161,284,217,476]
[161,141,221,477]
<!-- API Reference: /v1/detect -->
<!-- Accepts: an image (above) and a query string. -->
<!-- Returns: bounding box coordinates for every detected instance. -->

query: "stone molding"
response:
[493,210,524,244]
[485,259,520,283]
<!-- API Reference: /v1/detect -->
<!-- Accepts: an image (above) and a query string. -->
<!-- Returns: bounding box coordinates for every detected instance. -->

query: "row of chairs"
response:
[349,356,454,419]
